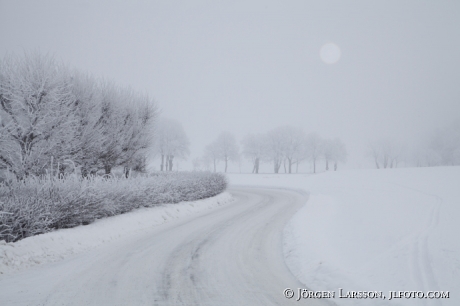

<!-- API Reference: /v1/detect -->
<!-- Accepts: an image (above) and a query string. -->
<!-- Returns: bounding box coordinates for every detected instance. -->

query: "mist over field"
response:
[1,0,459,173]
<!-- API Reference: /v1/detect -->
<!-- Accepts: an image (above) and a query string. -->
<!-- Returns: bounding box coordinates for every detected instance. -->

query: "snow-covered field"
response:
[1,167,458,305]
[229,167,460,306]
[0,192,233,275]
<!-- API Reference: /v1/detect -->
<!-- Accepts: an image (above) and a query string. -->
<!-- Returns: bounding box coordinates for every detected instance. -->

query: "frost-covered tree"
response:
[322,139,334,171]
[192,157,202,171]
[208,132,239,173]
[427,120,460,166]
[92,83,156,175]
[278,126,306,174]
[241,133,265,174]
[367,138,403,169]
[204,141,220,172]
[0,53,77,179]
[153,117,190,171]
[322,137,347,171]
[0,53,157,178]
[304,132,323,174]
[265,128,285,173]
[68,72,105,175]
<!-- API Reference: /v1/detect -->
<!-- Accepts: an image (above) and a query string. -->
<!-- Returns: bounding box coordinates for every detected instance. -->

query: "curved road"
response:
[0,188,332,305]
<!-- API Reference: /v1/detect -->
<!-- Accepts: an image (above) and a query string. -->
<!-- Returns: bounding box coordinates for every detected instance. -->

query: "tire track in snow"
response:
[393,183,443,305]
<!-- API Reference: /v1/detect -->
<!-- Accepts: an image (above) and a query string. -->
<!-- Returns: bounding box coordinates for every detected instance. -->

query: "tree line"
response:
[150,121,347,174]
[0,53,157,179]
[199,127,347,174]
[132,112,460,172]
[367,120,460,169]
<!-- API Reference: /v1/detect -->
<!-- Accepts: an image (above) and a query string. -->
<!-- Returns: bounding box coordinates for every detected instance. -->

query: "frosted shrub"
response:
[0,172,226,242]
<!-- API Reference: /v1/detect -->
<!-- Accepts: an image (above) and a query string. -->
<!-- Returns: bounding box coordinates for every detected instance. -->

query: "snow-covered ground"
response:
[0,192,233,275]
[1,168,458,305]
[229,167,460,306]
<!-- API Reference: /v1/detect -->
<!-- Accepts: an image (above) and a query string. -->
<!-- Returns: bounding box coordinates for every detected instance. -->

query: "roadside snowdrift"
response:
[0,192,233,275]
[229,167,460,306]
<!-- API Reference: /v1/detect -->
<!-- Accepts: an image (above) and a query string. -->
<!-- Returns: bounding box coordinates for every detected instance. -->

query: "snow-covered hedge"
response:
[0,172,226,242]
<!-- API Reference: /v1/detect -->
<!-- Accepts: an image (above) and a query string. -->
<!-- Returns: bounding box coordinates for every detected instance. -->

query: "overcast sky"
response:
[1,0,459,171]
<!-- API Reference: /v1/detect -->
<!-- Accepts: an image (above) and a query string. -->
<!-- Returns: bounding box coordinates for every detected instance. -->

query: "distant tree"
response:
[192,157,202,171]
[305,132,323,173]
[322,139,334,171]
[278,126,306,174]
[331,138,347,170]
[367,138,403,169]
[427,120,460,166]
[209,132,239,173]
[204,141,220,172]
[153,117,190,171]
[368,140,381,169]
[265,128,285,173]
[322,137,347,171]
[241,134,265,174]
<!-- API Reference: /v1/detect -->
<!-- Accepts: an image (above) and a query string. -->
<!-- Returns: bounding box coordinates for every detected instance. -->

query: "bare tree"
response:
[322,138,334,171]
[153,117,190,171]
[331,138,347,171]
[204,141,219,172]
[192,157,202,171]
[241,133,265,174]
[426,120,460,166]
[278,126,306,174]
[265,128,285,173]
[208,132,239,173]
[368,141,381,169]
[304,132,323,174]
[322,137,347,171]
[367,138,403,169]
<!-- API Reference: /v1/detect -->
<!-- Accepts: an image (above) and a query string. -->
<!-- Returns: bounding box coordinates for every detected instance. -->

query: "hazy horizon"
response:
[1,0,459,172]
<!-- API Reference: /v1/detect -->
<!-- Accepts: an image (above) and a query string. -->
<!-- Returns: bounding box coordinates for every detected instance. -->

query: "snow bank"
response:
[0,192,233,275]
[229,167,460,306]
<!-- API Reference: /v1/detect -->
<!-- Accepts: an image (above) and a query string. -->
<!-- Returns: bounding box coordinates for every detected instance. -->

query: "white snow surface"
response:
[228,167,460,306]
[0,192,233,275]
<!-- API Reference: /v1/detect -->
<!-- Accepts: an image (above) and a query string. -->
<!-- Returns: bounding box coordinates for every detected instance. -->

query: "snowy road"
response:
[0,188,332,306]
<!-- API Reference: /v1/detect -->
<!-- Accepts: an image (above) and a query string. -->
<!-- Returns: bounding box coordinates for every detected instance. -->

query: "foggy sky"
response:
[1,0,459,171]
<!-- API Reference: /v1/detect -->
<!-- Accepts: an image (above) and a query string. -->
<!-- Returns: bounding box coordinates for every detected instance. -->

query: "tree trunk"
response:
[383,155,388,168]
[168,155,174,171]
[313,159,316,174]
[160,154,164,171]
[288,158,292,174]
[275,159,282,173]
[334,161,337,171]
[325,159,329,171]
[255,158,259,174]
[104,164,112,175]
